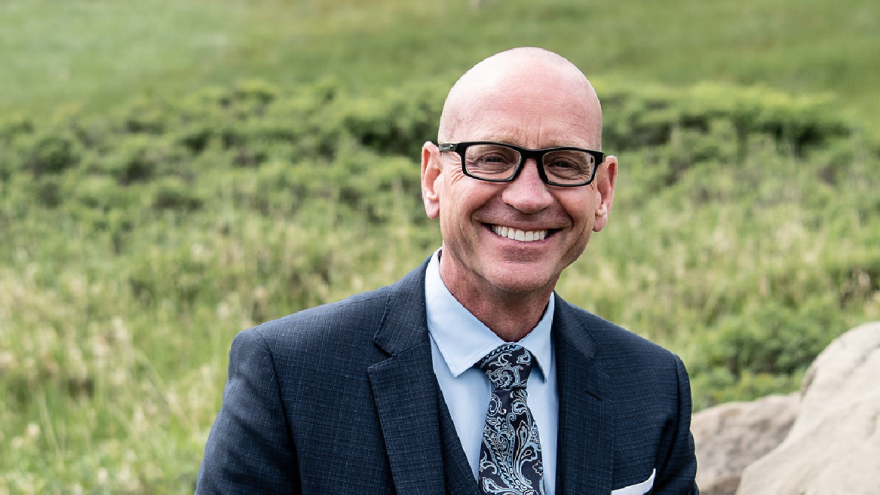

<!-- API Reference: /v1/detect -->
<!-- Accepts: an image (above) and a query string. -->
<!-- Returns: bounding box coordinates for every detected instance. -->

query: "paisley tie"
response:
[477,343,545,495]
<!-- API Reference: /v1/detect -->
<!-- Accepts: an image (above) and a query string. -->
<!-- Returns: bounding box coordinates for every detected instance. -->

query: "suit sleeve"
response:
[654,355,700,494]
[196,330,299,494]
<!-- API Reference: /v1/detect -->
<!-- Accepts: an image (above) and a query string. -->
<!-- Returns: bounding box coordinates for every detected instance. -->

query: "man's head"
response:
[421,47,617,308]
[437,47,603,147]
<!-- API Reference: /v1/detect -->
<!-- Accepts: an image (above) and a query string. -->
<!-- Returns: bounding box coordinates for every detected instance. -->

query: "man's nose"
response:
[500,158,554,213]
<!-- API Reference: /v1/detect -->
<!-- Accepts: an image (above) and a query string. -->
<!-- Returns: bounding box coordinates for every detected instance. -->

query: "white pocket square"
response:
[611,468,655,495]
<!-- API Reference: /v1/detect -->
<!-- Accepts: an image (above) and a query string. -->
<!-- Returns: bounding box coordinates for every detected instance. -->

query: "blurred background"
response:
[1,0,878,492]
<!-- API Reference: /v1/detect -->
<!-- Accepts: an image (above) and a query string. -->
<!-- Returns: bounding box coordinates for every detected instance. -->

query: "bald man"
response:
[197,47,699,494]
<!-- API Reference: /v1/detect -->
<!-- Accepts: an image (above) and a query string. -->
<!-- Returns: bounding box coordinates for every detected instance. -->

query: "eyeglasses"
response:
[438,141,604,187]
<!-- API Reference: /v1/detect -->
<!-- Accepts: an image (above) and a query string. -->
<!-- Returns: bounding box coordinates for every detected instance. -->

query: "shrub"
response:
[21,132,81,177]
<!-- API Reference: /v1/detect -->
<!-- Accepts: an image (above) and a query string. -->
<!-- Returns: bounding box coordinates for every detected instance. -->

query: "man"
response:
[197,47,699,494]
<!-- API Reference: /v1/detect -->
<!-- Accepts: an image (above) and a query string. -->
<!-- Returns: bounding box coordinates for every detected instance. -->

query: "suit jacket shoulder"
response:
[197,261,452,494]
[244,285,394,378]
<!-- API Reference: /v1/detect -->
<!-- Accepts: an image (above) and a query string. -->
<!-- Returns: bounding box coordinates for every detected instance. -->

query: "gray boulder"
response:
[693,393,799,495]
[737,321,880,494]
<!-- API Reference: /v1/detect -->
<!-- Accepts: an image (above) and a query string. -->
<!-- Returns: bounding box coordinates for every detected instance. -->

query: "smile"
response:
[491,225,549,242]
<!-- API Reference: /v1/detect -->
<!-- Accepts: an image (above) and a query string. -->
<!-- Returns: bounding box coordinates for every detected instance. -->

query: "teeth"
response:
[491,225,548,242]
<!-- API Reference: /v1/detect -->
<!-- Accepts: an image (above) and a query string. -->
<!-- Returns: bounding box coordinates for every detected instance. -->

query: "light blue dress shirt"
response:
[425,250,559,494]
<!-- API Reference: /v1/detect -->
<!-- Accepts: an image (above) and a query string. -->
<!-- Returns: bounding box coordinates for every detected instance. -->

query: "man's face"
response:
[422,67,616,302]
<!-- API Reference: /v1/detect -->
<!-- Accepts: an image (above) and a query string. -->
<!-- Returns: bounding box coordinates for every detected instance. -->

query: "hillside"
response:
[2,78,878,492]
[2,0,879,491]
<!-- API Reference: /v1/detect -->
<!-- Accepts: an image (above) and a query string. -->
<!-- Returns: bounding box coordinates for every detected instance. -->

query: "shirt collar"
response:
[425,249,555,381]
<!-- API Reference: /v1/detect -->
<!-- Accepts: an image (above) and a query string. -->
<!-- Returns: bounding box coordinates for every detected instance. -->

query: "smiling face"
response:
[421,48,617,307]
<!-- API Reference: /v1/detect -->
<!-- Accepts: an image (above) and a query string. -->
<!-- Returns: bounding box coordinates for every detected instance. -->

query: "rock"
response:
[737,321,880,495]
[692,393,799,495]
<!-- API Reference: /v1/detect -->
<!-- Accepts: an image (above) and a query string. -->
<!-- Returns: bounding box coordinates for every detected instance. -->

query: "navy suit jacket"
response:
[197,261,699,494]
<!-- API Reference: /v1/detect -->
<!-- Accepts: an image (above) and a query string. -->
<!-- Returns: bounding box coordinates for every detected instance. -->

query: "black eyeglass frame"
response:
[438,141,605,187]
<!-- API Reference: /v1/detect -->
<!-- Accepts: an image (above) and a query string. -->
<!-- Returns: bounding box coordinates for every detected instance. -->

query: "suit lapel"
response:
[553,296,615,494]
[369,342,446,494]
[367,262,448,495]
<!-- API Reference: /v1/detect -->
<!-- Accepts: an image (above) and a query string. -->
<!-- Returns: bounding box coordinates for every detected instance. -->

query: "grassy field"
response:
[2,0,879,123]
[1,0,879,492]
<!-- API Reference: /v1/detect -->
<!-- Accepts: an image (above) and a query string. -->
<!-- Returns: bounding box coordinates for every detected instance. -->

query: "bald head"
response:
[438,47,603,148]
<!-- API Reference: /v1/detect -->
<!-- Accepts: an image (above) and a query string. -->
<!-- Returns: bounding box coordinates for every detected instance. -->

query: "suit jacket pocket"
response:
[611,468,655,495]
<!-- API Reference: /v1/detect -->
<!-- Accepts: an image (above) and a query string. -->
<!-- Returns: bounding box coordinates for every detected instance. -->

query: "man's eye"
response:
[548,160,576,169]
[547,159,585,172]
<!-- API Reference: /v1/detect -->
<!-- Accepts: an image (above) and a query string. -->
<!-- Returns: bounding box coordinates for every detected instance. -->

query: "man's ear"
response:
[421,142,443,220]
[593,155,617,232]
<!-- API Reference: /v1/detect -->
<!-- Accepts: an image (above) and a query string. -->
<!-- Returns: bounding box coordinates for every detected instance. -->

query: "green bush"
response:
[21,132,81,177]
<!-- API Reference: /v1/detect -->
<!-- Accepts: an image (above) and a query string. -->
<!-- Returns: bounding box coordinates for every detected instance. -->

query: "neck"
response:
[445,279,553,343]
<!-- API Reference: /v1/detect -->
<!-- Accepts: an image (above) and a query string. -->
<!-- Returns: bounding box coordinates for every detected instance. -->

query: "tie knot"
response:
[478,343,534,391]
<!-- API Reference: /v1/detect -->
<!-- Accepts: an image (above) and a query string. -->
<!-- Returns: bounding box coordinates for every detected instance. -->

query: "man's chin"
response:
[483,264,559,297]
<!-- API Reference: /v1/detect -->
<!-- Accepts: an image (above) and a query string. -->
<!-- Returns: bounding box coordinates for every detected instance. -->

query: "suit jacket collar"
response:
[372,260,431,356]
